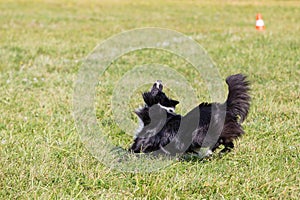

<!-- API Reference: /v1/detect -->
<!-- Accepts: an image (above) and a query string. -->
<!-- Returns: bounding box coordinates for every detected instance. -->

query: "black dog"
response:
[129,74,250,158]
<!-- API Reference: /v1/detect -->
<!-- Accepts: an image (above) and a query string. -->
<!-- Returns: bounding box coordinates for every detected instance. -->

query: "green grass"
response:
[1,0,300,199]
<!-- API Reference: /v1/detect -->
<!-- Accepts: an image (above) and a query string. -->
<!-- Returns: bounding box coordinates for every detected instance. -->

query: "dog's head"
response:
[142,80,179,113]
[133,80,180,143]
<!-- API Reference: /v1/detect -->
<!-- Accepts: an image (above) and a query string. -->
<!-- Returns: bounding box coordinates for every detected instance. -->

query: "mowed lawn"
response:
[0,0,299,199]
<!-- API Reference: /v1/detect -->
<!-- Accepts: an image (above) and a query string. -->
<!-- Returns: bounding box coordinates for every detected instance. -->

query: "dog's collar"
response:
[158,103,175,113]
[145,103,175,114]
[144,103,176,114]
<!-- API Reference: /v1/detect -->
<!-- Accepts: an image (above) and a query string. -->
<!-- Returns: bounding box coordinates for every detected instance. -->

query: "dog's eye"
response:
[169,109,173,112]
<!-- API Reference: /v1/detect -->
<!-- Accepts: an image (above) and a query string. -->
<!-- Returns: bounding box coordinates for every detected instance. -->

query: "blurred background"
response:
[0,0,299,199]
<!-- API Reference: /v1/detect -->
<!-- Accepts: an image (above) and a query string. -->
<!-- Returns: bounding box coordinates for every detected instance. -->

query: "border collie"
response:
[129,74,250,158]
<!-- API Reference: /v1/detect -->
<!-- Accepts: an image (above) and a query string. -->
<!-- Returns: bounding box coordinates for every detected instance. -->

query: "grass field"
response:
[1,0,300,199]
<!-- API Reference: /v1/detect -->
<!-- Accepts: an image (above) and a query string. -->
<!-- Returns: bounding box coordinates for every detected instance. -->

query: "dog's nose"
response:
[155,80,162,90]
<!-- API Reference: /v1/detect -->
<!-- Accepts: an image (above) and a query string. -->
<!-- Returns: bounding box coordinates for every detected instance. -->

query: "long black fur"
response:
[129,74,251,157]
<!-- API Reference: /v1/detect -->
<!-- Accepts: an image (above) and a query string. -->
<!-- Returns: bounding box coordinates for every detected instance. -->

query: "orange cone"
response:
[256,13,265,31]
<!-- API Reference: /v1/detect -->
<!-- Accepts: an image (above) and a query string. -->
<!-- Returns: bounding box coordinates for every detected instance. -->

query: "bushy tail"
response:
[226,74,251,123]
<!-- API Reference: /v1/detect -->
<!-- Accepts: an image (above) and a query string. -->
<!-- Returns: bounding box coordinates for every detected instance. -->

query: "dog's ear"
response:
[142,92,152,105]
[170,100,179,106]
